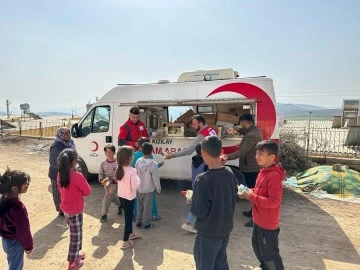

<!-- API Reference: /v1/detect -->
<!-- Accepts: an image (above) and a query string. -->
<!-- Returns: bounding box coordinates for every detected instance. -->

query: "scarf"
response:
[54,127,76,149]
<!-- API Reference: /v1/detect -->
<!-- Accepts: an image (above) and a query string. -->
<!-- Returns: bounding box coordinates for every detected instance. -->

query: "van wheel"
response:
[77,159,91,181]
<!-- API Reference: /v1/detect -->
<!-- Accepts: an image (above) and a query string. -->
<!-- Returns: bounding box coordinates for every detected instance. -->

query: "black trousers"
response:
[242,171,259,189]
[194,234,229,270]
[252,223,284,270]
[120,197,134,241]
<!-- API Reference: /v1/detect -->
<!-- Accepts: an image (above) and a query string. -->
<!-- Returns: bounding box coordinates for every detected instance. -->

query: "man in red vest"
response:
[165,115,217,159]
[118,107,149,150]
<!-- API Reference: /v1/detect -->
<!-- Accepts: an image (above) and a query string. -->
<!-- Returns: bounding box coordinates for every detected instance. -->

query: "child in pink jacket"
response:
[116,146,141,250]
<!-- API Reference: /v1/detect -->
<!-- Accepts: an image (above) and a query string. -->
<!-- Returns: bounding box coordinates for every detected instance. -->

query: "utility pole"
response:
[306,111,312,155]
[6,100,12,119]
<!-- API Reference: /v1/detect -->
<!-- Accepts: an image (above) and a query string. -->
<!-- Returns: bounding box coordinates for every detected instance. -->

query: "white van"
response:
[71,68,279,180]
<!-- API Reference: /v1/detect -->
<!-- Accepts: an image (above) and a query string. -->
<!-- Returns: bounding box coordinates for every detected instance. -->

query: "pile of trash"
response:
[284,165,360,203]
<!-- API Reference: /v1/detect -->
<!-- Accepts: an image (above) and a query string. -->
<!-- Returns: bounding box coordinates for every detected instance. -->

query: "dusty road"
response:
[0,136,359,270]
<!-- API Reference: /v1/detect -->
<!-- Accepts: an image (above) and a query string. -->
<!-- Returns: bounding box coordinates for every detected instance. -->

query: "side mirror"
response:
[71,123,79,138]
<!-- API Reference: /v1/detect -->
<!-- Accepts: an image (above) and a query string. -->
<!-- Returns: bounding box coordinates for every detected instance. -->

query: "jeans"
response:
[186,211,196,226]
[2,238,24,270]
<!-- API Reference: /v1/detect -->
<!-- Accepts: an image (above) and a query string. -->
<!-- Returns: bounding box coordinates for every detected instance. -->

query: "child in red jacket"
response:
[239,140,285,270]
[58,149,92,270]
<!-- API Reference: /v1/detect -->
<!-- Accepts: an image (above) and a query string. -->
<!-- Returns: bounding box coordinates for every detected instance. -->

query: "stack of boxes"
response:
[169,108,250,137]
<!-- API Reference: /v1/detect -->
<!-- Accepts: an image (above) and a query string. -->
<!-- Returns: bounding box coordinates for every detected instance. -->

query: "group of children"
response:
[190,137,285,270]
[0,135,285,270]
[98,136,163,251]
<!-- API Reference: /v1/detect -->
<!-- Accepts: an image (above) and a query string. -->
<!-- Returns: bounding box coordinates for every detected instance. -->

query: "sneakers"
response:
[117,207,123,216]
[100,215,108,223]
[244,219,254,227]
[152,215,161,221]
[181,223,197,234]
[143,224,154,230]
[135,222,142,228]
[68,260,84,270]
[242,210,252,218]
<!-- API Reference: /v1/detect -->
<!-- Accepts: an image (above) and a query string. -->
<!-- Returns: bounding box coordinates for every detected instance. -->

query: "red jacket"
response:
[250,164,285,230]
[118,119,149,150]
[57,170,92,215]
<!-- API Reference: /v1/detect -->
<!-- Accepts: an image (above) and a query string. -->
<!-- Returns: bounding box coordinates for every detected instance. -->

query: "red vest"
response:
[199,126,217,137]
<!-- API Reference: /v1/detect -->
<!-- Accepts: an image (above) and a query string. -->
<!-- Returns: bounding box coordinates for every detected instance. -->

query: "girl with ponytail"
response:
[116,146,141,250]
[57,149,91,270]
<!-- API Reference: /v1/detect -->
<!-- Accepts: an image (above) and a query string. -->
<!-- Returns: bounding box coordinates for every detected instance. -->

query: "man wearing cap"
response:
[118,107,149,149]
[165,115,217,159]
[222,113,263,227]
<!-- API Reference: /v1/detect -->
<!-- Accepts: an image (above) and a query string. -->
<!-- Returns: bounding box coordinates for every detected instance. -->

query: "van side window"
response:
[197,105,213,114]
[78,106,110,137]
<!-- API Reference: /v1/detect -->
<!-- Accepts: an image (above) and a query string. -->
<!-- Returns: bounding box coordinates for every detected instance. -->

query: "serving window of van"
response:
[122,98,256,138]
[76,106,110,137]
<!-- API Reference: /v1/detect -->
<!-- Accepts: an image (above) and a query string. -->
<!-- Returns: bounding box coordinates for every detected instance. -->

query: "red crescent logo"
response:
[91,141,99,152]
[207,82,277,154]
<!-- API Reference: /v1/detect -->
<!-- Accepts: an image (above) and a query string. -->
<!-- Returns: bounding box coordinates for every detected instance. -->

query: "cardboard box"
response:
[200,114,216,125]
[175,109,194,123]
[156,128,166,138]
[216,120,234,130]
[217,112,239,124]
[165,123,185,137]
[182,114,195,124]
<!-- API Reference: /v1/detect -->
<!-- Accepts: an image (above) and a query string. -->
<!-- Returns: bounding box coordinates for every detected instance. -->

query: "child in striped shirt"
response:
[99,144,123,223]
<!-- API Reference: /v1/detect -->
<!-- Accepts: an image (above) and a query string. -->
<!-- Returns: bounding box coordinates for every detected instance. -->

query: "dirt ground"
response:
[0,136,359,270]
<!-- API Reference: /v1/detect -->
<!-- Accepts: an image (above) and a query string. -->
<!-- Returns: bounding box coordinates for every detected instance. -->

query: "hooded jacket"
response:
[191,155,208,187]
[135,157,161,194]
[250,164,286,230]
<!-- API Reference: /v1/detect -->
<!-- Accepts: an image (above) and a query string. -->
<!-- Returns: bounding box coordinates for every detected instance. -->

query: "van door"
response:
[74,104,113,174]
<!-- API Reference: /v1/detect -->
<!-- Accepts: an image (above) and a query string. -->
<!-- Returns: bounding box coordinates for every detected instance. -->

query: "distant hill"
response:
[3,105,342,120]
[277,103,341,119]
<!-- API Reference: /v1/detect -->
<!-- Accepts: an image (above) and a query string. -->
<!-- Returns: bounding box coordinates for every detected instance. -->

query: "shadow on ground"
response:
[40,177,360,269]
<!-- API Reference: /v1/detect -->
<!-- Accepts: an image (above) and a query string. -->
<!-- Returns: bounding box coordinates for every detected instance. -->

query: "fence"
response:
[0,119,76,138]
[280,125,359,158]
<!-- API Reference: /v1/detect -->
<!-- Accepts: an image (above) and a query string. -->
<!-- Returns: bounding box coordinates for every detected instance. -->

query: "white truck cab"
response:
[71,68,278,180]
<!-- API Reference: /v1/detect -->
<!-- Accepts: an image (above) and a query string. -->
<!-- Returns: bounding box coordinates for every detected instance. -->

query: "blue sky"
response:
[1,0,359,115]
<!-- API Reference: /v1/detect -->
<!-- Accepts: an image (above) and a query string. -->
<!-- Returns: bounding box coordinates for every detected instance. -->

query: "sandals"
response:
[129,233,141,240]
[121,240,134,250]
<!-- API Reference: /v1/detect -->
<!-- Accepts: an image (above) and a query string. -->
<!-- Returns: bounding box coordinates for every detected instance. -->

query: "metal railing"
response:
[280,125,359,158]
